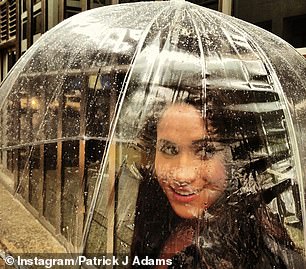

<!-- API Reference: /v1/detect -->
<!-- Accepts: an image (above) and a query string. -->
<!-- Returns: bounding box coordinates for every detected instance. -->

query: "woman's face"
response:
[155,104,227,219]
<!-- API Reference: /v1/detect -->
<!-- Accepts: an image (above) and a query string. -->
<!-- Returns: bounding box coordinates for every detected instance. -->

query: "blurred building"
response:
[0,0,219,82]
[2,0,305,81]
[233,0,306,51]
[0,0,305,83]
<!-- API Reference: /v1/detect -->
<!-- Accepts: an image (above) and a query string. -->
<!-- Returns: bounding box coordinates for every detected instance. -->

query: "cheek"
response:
[199,158,227,187]
[154,155,167,188]
[154,153,172,179]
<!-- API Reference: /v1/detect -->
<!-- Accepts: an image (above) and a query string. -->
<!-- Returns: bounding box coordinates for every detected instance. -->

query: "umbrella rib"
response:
[187,6,208,120]
[81,3,173,253]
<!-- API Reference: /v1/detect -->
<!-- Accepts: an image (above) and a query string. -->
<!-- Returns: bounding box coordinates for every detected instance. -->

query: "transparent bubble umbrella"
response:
[0,0,306,267]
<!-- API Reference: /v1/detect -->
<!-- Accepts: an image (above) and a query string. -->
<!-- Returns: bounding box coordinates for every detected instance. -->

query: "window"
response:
[0,4,8,42]
[8,50,16,71]
[33,11,42,35]
[8,0,16,39]
[255,20,272,32]
[65,0,82,19]
[283,14,306,48]
[190,0,218,10]
[90,0,108,8]
[22,19,27,40]
[22,0,27,12]
[43,143,58,226]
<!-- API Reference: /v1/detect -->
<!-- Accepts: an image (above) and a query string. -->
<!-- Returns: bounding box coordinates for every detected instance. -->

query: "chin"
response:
[173,205,204,219]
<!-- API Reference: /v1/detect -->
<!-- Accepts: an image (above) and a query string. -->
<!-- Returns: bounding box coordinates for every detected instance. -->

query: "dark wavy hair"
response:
[128,88,303,268]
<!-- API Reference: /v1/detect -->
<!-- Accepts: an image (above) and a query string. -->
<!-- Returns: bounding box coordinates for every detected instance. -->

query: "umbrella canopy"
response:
[0,0,305,266]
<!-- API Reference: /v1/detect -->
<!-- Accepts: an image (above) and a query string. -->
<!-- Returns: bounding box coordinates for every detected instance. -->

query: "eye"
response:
[195,144,216,160]
[157,140,179,156]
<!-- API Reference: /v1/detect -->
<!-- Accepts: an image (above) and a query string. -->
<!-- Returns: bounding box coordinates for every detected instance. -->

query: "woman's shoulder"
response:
[168,239,305,269]
[169,244,233,269]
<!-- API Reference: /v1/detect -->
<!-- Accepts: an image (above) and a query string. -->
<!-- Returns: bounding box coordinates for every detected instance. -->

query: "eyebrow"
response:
[191,138,224,151]
[192,136,228,144]
[191,139,208,147]
[156,139,176,147]
[158,139,212,146]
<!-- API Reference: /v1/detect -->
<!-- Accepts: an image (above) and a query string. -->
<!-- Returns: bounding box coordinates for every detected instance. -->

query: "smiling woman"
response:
[128,90,305,268]
[155,103,227,219]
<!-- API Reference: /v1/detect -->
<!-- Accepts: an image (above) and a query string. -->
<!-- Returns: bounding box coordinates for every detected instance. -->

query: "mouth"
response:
[172,188,197,196]
[170,186,200,203]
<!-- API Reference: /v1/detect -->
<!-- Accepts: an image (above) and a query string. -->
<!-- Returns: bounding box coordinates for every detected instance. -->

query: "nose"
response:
[171,152,199,184]
[172,166,198,184]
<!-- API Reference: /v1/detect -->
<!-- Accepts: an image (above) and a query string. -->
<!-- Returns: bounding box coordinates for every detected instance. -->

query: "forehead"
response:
[157,104,208,141]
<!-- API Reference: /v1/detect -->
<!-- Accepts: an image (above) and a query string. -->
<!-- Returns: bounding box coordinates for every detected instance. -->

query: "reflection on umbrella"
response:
[0,0,305,266]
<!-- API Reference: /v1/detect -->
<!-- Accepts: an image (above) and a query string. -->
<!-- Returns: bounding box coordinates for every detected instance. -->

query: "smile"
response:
[170,186,200,203]
[172,188,197,196]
